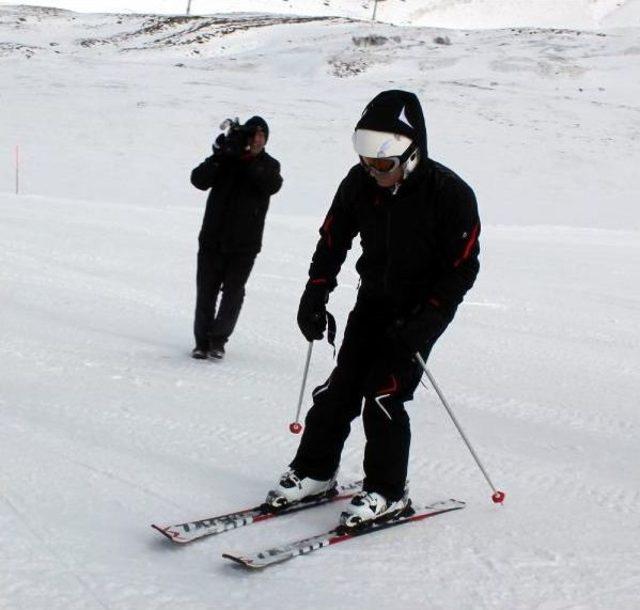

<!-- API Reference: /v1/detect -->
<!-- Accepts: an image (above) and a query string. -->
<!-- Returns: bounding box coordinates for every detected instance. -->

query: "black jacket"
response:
[191,150,282,254]
[308,159,480,318]
[307,89,479,321]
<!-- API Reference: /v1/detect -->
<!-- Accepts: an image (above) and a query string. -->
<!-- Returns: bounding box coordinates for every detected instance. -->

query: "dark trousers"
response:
[290,294,451,501]
[194,246,256,349]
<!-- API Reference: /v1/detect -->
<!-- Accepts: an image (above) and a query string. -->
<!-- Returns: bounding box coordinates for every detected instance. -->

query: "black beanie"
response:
[244,116,269,142]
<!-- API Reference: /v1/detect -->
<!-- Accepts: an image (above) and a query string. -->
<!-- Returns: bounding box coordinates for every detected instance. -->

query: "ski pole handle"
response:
[290,341,314,434]
[415,352,506,504]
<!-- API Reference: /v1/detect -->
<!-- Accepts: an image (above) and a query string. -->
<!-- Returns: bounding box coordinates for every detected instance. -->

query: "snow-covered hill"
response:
[1,0,640,28]
[2,5,639,228]
[1,3,639,609]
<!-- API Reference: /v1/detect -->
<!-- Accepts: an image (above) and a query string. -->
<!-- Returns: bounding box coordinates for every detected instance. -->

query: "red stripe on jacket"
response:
[453,223,479,268]
[321,214,334,249]
[377,375,398,396]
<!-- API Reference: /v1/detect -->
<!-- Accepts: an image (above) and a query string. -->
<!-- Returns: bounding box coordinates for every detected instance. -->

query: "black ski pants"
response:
[290,293,451,501]
[194,246,256,349]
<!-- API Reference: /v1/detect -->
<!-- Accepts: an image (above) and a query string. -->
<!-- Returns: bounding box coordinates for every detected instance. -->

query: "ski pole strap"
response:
[326,310,337,357]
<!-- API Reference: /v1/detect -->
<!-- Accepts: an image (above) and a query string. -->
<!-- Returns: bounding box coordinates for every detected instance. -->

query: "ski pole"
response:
[415,352,506,504]
[289,341,313,434]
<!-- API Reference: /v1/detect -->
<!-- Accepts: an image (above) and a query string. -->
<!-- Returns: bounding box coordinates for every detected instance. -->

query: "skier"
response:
[266,90,480,528]
[191,116,282,360]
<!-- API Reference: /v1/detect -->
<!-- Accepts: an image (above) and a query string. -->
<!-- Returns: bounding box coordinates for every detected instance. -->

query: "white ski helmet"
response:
[353,129,411,158]
[352,128,420,179]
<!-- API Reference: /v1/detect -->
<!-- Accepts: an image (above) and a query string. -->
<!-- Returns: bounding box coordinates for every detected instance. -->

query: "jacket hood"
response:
[244,115,269,141]
[355,90,428,158]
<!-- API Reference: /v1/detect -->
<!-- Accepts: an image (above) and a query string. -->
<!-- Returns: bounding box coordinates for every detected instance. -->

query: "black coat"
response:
[191,150,282,254]
[308,158,480,318]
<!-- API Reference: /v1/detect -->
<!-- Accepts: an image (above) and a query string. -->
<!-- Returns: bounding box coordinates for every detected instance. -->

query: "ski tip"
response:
[151,524,173,540]
[222,553,261,569]
[151,524,186,543]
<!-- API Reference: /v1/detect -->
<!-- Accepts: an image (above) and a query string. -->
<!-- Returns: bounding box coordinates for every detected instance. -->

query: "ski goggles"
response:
[361,156,401,176]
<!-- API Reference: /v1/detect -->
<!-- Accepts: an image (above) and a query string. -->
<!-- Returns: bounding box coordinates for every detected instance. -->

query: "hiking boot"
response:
[191,346,209,359]
[209,345,225,360]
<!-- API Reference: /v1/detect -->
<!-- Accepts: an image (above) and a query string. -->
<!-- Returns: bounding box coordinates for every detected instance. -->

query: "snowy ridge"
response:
[0,0,638,29]
[2,7,639,228]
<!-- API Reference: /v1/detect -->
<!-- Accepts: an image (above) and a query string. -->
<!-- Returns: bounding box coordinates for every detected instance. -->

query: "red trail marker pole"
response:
[15,145,20,195]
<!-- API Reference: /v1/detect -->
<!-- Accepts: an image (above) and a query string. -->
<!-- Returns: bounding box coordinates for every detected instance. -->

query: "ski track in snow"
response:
[1,5,640,610]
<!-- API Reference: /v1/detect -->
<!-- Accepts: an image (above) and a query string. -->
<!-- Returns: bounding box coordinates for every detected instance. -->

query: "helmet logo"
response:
[398,106,413,129]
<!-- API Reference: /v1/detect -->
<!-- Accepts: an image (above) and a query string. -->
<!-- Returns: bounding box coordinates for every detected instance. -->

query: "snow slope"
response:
[2,7,639,228]
[1,5,639,610]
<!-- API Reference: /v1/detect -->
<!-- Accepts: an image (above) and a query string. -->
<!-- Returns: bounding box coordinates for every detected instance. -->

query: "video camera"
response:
[217,118,257,158]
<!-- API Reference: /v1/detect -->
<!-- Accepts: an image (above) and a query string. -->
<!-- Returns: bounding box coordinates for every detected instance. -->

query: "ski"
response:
[151,480,362,544]
[222,498,465,569]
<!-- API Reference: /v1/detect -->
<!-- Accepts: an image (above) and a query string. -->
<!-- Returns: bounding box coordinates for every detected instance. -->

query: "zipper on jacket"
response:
[383,206,392,295]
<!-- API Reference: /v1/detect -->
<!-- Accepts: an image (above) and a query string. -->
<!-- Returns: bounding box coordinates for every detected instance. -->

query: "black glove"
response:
[388,305,449,357]
[297,284,329,341]
[218,120,256,157]
[212,133,227,156]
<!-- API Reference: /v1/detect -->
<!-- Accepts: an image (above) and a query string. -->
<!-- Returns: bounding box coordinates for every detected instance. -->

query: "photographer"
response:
[190,116,282,360]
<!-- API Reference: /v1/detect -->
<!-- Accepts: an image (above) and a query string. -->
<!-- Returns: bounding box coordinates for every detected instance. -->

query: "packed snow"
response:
[1,1,639,609]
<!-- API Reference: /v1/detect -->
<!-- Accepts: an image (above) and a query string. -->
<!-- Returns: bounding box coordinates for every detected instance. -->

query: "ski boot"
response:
[265,469,337,510]
[340,488,410,529]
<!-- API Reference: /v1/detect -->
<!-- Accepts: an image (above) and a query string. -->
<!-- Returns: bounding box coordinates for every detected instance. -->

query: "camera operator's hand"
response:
[222,128,250,158]
[213,124,247,157]
[212,133,227,156]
